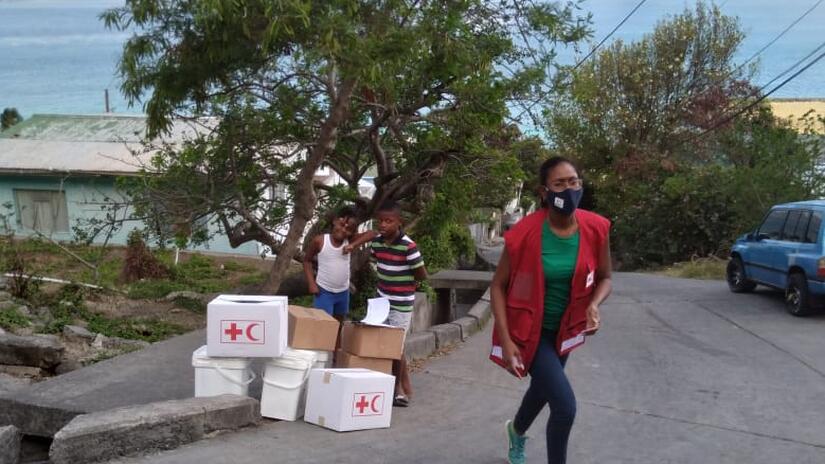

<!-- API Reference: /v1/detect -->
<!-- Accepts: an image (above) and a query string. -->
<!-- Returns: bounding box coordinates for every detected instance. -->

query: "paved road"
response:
[119,273,825,464]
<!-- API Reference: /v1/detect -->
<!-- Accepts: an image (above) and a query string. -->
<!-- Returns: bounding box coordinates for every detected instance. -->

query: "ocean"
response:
[1,0,823,118]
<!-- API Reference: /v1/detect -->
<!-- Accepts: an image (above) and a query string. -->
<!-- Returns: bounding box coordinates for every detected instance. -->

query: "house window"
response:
[14,189,70,233]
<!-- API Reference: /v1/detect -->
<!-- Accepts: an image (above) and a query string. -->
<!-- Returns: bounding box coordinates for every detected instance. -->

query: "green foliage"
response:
[126,280,188,300]
[290,295,314,307]
[86,316,185,343]
[0,307,31,330]
[547,2,825,268]
[99,0,591,290]
[349,265,378,322]
[660,257,727,280]
[1,108,22,130]
[172,296,206,313]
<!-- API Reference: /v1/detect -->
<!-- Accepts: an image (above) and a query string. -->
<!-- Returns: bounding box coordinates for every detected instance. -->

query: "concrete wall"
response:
[0,174,258,256]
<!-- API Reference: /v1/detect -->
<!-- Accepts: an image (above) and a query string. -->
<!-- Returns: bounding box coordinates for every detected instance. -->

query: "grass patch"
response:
[127,280,188,299]
[291,295,314,307]
[173,295,206,313]
[238,271,268,286]
[0,306,31,330]
[659,257,727,280]
[86,316,185,342]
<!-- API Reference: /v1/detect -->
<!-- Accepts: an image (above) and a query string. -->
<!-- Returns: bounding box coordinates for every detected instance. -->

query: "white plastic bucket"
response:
[192,345,255,398]
[300,349,332,369]
[261,349,317,421]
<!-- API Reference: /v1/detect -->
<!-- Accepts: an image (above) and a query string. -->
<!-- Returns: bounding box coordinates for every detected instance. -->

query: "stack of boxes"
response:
[336,322,406,375]
[192,295,401,432]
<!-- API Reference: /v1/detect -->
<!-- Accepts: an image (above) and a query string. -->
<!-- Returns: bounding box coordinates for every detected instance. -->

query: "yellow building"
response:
[769,99,825,134]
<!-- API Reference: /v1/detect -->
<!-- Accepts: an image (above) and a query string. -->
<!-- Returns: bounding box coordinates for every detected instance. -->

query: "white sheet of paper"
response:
[361,297,392,327]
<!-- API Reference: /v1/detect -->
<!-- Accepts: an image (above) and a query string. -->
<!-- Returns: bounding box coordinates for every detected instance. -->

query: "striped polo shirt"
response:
[370,233,425,312]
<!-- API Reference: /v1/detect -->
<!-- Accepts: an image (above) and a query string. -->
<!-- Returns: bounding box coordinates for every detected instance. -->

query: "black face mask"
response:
[544,187,583,215]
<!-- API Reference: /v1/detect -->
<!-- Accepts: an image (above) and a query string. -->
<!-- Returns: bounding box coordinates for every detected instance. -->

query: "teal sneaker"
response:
[505,419,527,464]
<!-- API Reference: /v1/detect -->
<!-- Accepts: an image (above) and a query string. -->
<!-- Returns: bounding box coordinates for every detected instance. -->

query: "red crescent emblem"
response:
[246,323,260,341]
[371,395,380,413]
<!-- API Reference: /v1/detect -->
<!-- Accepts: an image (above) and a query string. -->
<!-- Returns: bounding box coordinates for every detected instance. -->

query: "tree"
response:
[1,108,22,130]
[546,2,824,267]
[101,0,590,291]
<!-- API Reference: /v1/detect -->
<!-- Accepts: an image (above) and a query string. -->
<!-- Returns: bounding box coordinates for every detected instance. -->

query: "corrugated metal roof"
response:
[0,114,209,175]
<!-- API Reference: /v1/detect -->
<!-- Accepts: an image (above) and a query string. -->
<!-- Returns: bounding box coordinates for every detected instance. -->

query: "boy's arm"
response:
[407,241,427,282]
[343,230,378,254]
[302,236,323,295]
[413,265,428,282]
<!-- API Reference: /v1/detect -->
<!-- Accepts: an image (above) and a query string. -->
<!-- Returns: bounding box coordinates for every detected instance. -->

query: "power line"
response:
[682,42,825,145]
[572,0,647,71]
[738,0,824,70]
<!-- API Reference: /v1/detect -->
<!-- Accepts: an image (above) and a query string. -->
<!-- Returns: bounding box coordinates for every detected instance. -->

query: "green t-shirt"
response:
[542,221,580,331]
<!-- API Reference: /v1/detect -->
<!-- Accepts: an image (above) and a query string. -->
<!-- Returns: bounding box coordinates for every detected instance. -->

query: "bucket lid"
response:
[192,345,252,369]
[266,348,317,370]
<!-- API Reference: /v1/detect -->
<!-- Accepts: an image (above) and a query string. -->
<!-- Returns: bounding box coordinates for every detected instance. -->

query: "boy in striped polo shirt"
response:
[345,201,427,407]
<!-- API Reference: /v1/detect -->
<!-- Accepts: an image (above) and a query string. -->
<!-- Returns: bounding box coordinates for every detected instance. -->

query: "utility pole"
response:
[104,89,110,113]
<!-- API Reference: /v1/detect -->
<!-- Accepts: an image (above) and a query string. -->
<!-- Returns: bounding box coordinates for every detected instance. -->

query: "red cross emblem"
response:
[352,392,384,417]
[219,320,265,344]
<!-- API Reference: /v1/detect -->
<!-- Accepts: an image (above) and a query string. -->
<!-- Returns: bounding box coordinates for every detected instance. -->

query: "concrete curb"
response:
[404,286,491,360]
[0,425,21,464]
[450,317,481,341]
[49,395,259,464]
[428,324,462,348]
[467,299,492,327]
[404,332,437,361]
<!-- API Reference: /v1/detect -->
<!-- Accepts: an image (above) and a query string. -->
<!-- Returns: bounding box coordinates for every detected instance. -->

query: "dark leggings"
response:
[513,330,576,464]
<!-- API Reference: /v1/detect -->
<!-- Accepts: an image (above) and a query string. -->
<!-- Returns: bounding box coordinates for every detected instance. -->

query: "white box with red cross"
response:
[304,368,396,432]
[206,295,288,358]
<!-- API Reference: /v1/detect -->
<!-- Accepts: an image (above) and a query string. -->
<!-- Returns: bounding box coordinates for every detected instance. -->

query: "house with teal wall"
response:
[0,114,259,256]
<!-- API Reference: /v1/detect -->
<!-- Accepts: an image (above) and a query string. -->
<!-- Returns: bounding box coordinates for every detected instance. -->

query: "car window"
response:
[758,209,787,240]
[782,210,802,241]
[805,212,822,243]
[791,210,812,242]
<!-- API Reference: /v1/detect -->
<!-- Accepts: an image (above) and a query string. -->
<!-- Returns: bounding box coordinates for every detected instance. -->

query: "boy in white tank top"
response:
[303,207,357,321]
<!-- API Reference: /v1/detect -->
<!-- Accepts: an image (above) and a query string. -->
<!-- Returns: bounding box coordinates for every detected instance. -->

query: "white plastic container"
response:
[304,350,332,369]
[191,345,255,398]
[260,349,317,421]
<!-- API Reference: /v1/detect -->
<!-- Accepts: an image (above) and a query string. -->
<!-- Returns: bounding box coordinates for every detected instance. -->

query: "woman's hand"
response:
[502,338,525,378]
[585,302,600,335]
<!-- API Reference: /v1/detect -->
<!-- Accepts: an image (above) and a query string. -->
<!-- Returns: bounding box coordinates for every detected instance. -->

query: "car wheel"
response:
[727,257,756,293]
[786,273,813,317]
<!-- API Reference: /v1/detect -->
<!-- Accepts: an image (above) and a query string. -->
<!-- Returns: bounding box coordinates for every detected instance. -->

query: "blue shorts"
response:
[313,287,350,317]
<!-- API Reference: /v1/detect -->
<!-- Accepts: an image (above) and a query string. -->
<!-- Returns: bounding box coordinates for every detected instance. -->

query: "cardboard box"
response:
[335,350,394,376]
[288,305,340,351]
[304,368,396,432]
[206,295,288,357]
[341,322,405,360]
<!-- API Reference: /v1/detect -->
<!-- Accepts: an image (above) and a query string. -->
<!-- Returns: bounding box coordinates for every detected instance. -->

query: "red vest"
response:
[490,208,611,373]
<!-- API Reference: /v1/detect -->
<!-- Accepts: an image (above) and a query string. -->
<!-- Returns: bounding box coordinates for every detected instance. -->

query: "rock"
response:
[62,325,95,342]
[0,364,44,378]
[17,305,31,317]
[104,337,150,351]
[91,334,107,349]
[0,290,12,301]
[0,300,18,311]
[49,395,260,464]
[0,372,33,395]
[0,326,5,335]
[164,291,207,302]
[0,333,64,369]
[55,360,83,375]
[0,425,21,464]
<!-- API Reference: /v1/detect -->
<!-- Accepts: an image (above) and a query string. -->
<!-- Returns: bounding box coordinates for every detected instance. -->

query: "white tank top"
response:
[316,234,351,293]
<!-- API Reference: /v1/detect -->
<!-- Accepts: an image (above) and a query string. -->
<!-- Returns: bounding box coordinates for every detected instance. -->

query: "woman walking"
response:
[490,157,613,464]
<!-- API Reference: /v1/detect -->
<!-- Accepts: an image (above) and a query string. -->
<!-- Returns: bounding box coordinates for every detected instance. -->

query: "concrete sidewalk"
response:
[115,273,825,464]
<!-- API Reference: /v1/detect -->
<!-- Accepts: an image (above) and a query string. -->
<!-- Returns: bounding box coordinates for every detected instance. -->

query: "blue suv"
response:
[728,201,825,316]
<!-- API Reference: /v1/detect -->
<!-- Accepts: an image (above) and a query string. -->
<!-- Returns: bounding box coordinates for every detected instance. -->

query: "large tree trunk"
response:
[262,78,357,293]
